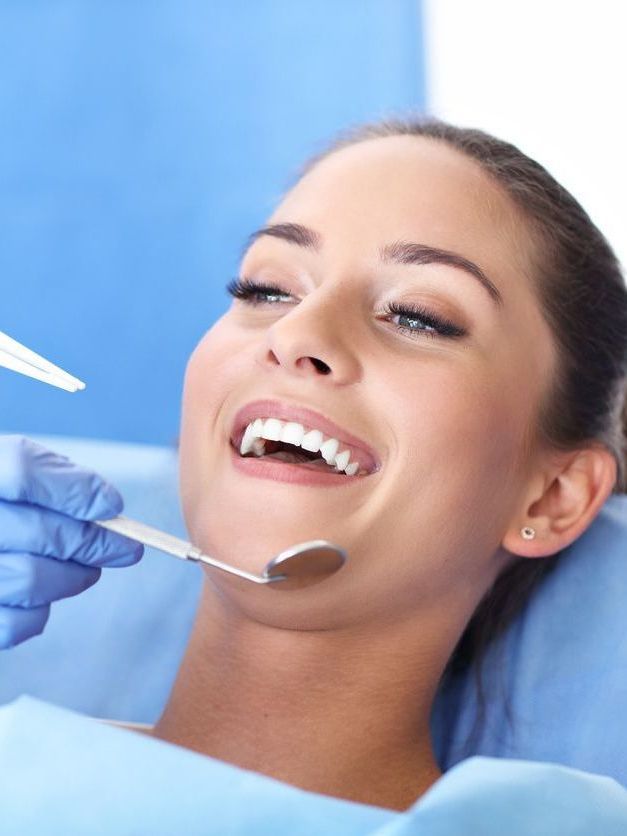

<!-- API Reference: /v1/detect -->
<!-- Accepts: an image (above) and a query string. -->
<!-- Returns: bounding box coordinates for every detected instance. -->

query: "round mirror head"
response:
[263,540,347,590]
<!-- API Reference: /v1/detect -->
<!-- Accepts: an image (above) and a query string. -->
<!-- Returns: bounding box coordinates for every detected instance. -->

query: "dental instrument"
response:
[94,515,347,590]
[0,330,85,393]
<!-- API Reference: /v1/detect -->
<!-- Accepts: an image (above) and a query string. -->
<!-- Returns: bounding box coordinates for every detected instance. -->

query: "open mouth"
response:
[246,439,342,476]
[232,437,353,474]
[229,403,381,478]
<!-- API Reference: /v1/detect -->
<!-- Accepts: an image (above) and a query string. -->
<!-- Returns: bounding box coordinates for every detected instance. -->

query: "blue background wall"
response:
[0,1,425,445]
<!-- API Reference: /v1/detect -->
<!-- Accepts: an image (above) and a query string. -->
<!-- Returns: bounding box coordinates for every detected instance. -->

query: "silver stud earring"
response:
[521,526,536,540]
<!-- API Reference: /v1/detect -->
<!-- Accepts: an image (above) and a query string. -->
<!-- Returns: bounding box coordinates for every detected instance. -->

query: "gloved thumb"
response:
[0,435,123,521]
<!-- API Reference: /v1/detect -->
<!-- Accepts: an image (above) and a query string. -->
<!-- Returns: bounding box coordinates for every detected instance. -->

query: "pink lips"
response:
[229,399,381,475]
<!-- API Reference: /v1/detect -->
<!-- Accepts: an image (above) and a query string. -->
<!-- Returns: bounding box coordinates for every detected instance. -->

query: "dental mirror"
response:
[94,516,347,590]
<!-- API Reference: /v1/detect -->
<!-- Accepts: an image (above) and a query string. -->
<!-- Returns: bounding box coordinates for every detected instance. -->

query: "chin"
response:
[185,509,365,632]
[197,561,360,632]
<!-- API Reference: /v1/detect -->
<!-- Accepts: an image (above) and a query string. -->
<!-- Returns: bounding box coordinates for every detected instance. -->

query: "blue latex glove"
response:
[0,435,144,649]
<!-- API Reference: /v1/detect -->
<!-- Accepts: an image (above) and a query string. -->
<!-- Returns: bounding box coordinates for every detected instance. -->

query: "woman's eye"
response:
[226,277,291,306]
[382,301,467,340]
[225,277,467,340]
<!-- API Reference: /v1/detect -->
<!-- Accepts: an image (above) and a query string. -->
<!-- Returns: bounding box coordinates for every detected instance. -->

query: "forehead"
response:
[270,135,535,284]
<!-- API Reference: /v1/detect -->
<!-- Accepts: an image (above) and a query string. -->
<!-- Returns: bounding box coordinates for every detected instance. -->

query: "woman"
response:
[133,117,627,810]
[3,116,627,814]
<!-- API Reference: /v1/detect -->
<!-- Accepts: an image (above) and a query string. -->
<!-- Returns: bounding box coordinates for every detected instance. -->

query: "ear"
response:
[501,443,618,558]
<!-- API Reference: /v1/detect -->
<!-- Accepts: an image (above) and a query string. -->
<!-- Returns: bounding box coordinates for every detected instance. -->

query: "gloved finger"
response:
[0,603,50,650]
[0,553,102,607]
[0,500,144,568]
[0,435,123,521]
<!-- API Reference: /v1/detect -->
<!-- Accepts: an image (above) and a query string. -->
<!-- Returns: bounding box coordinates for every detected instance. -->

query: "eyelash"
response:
[225,277,467,340]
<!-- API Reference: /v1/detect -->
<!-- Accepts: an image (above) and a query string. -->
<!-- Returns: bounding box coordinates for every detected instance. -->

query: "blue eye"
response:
[225,277,467,340]
[382,300,466,339]
[226,277,290,306]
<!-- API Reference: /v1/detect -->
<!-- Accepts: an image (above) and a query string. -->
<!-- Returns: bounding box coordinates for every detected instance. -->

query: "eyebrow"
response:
[241,222,503,307]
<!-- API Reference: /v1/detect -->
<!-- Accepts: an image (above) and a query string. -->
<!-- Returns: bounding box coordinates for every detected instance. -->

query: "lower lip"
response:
[229,441,370,487]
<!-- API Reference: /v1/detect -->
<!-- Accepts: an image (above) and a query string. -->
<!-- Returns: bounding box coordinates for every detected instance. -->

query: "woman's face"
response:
[179,135,557,630]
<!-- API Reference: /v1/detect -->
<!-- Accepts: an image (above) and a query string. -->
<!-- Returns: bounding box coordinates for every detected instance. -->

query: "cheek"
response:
[382,356,529,521]
[372,367,528,594]
[399,358,524,452]
[178,320,243,511]
[180,317,243,434]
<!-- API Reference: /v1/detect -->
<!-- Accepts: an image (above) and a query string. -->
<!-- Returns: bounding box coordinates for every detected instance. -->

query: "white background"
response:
[423,0,627,274]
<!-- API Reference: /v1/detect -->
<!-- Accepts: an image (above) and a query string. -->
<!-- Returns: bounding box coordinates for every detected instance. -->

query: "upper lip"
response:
[229,398,381,474]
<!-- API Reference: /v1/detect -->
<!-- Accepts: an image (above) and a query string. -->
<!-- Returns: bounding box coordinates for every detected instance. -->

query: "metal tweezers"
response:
[0,330,85,392]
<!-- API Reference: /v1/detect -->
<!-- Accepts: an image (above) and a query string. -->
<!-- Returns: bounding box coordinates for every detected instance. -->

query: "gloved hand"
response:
[0,435,144,649]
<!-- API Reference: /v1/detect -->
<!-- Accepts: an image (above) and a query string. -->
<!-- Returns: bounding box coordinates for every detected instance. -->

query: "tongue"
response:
[262,450,339,472]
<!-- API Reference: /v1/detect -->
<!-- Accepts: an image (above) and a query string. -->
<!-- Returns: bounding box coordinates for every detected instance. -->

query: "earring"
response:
[521,526,536,540]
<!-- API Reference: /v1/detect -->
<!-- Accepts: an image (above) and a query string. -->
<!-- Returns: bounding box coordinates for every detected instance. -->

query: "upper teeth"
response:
[238,417,363,476]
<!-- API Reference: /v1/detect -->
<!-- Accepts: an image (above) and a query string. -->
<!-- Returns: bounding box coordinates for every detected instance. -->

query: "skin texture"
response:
[139,135,617,811]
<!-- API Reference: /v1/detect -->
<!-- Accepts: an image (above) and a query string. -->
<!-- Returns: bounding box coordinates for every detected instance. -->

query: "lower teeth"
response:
[238,440,361,475]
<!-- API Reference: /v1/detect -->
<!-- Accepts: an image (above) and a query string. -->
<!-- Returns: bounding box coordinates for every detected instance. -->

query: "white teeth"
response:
[280,422,305,446]
[236,417,366,476]
[334,450,351,471]
[239,423,255,455]
[319,437,339,464]
[300,429,324,453]
[262,418,283,441]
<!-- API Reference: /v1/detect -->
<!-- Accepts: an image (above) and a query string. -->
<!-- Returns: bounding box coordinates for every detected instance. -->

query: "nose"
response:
[254,289,362,383]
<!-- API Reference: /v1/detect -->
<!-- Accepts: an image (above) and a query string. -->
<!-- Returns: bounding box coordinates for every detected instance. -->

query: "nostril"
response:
[310,357,331,374]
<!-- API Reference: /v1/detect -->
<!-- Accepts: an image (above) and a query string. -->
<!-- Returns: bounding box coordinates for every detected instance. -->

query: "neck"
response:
[150,581,459,811]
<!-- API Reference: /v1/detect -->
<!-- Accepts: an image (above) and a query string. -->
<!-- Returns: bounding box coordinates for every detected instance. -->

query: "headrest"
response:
[431,493,627,786]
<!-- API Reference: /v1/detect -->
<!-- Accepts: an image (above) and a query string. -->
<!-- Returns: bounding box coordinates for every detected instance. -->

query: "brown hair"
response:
[294,115,627,742]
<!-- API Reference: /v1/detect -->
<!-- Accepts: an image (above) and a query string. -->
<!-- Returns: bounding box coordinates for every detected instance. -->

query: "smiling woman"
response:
[143,116,627,812]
